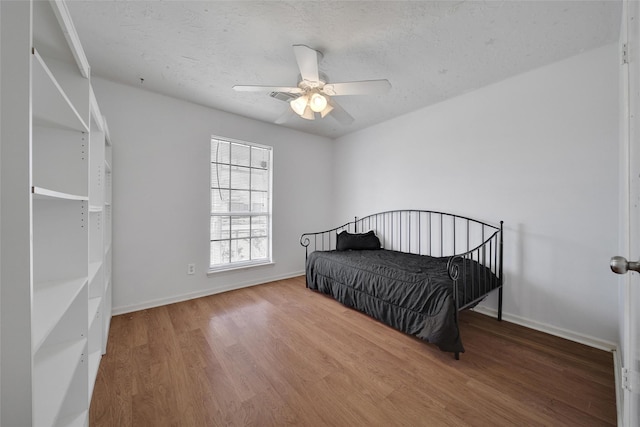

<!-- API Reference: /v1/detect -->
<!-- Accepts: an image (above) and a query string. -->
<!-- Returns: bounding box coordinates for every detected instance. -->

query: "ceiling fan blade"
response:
[293,44,320,83]
[327,98,354,125]
[233,85,302,94]
[275,108,294,124]
[322,79,391,96]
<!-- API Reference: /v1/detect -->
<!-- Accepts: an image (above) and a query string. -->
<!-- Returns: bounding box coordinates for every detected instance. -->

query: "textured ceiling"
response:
[67,1,622,139]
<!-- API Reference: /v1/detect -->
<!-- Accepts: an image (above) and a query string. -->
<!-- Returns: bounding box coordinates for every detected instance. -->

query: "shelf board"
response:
[32,186,88,201]
[88,296,101,325]
[33,277,87,352]
[104,160,112,172]
[32,48,89,133]
[34,338,86,427]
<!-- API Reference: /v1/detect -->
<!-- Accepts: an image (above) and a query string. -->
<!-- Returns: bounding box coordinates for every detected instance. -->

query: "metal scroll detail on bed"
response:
[299,210,503,359]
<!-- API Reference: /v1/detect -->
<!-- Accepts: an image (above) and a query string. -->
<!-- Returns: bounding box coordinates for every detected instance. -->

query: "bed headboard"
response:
[301,210,499,254]
[301,210,503,279]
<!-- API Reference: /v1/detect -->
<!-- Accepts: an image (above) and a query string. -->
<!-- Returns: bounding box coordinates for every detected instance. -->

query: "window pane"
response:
[251,191,268,212]
[231,216,250,239]
[252,237,268,259]
[251,167,268,191]
[211,137,272,270]
[230,190,249,212]
[230,166,250,190]
[212,140,230,163]
[211,164,230,189]
[211,216,230,240]
[210,240,230,265]
[231,143,250,166]
[231,238,250,262]
[211,189,230,213]
[251,146,269,169]
[251,216,268,237]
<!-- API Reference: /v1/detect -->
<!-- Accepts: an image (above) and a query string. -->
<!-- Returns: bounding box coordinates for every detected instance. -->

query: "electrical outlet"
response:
[187,263,195,275]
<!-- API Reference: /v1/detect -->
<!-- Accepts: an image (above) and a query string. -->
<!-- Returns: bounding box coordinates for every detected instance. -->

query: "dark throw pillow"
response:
[336,230,381,251]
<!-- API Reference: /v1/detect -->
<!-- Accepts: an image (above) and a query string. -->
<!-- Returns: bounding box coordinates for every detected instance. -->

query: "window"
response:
[210,137,272,271]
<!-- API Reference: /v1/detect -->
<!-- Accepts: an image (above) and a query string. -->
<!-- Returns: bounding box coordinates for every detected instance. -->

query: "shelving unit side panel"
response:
[104,204,112,252]
[88,261,103,300]
[87,295,102,398]
[37,54,90,127]
[88,129,105,206]
[32,0,75,70]
[32,50,88,133]
[32,199,88,283]
[55,351,89,427]
[88,211,103,263]
[33,0,90,127]
[104,168,112,205]
[33,339,86,427]
[34,283,88,427]
[102,279,112,355]
[0,1,35,425]
[32,277,87,352]
[105,143,112,169]
[36,282,88,353]
[33,126,88,197]
[55,410,88,427]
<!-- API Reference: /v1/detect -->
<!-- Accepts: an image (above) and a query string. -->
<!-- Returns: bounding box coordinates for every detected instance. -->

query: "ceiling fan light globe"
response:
[290,95,308,116]
[309,93,328,113]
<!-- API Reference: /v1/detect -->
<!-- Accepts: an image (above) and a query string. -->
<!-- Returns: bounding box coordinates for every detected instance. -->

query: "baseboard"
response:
[111,270,305,315]
[472,305,618,352]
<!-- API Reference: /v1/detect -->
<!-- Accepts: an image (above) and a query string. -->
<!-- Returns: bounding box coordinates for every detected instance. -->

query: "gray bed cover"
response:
[306,249,496,353]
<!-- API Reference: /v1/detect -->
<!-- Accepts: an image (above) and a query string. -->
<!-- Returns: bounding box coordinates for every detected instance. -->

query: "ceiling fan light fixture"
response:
[235,45,387,126]
[301,105,315,120]
[290,95,308,116]
[320,103,334,118]
[309,92,328,113]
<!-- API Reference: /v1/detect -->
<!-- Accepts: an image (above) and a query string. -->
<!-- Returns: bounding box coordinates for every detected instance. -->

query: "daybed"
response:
[300,210,503,359]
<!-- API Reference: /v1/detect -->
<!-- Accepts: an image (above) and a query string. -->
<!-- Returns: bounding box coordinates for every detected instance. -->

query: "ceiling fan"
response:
[233,44,391,125]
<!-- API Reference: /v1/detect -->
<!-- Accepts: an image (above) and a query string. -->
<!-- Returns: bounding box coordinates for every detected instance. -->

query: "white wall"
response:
[91,78,334,313]
[332,44,620,347]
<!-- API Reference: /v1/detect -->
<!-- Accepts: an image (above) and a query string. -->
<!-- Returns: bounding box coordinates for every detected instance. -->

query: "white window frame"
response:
[209,136,273,273]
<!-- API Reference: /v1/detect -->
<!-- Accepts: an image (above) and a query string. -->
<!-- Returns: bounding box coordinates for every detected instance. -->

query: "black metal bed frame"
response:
[300,210,504,359]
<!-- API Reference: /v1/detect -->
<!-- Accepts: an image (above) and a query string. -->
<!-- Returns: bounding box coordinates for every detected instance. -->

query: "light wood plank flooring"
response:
[90,276,616,426]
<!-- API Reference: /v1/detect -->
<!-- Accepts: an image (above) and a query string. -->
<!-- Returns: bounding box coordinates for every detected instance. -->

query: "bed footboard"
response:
[447,220,504,313]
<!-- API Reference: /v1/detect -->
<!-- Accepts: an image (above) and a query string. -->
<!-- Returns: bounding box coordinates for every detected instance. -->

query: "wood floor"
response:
[90,276,617,426]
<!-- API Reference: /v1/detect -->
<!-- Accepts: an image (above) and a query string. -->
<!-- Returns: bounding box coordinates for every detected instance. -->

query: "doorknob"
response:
[610,256,640,274]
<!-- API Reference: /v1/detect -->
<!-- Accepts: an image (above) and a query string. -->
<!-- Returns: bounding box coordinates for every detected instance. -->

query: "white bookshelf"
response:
[1,1,113,425]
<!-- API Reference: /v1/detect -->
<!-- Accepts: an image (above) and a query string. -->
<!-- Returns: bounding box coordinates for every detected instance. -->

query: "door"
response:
[611,1,640,426]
